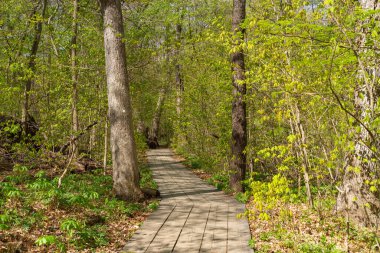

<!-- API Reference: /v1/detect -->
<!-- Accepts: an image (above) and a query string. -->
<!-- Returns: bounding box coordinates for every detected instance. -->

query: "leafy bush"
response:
[246,173,298,220]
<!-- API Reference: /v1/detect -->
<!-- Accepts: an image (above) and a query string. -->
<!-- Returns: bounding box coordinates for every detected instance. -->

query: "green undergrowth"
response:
[182,154,209,170]
[139,164,158,190]
[173,151,380,252]
[0,164,158,252]
[246,175,380,252]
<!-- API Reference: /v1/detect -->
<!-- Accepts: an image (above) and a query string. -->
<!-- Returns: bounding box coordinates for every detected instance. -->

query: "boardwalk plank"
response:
[145,205,192,252]
[122,205,176,253]
[210,205,228,252]
[199,205,217,253]
[123,149,253,253]
[227,205,252,253]
[172,206,211,252]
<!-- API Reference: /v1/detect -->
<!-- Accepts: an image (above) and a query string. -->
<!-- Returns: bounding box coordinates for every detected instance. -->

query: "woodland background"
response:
[1,0,380,252]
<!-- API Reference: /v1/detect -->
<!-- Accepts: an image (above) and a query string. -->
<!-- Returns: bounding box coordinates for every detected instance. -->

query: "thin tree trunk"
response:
[99,0,143,201]
[21,0,47,134]
[89,119,96,158]
[71,0,79,156]
[336,0,380,227]
[148,87,166,149]
[229,0,247,192]
[103,116,108,175]
[292,104,314,208]
[175,20,184,116]
[289,116,302,196]
[135,106,148,139]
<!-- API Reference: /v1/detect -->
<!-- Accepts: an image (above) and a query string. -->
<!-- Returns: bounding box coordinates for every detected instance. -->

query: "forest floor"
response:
[0,155,159,253]
[175,152,380,253]
[2,146,379,253]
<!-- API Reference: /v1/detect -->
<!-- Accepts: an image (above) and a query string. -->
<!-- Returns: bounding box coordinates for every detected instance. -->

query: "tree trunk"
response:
[71,0,79,156]
[99,0,143,201]
[290,103,314,208]
[148,88,166,149]
[21,0,47,134]
[103,116,108,175]
[336,0,380,227]
[175,21,184,116]
[229,0,247,193]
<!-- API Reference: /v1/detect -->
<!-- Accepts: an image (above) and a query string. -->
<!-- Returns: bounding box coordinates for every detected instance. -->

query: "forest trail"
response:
[122,148,252,253]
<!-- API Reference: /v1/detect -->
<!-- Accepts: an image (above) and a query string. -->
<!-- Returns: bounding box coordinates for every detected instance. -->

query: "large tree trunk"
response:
[99,0,143,201]
[21,0,47,135]
[71,0,79,156]
[336,0,380,227]
[229,0,247,192]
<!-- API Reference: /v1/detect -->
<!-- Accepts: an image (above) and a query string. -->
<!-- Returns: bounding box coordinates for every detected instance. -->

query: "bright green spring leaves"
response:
[245,174,297,221]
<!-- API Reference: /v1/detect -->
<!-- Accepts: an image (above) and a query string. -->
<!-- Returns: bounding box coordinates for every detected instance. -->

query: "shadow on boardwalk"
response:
[122,149,252,253]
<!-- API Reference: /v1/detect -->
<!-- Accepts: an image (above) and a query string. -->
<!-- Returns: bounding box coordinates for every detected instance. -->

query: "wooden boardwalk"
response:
[122,149,252,253]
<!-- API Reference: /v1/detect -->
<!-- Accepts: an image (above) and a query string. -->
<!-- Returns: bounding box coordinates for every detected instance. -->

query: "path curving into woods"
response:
[122,149,252,253]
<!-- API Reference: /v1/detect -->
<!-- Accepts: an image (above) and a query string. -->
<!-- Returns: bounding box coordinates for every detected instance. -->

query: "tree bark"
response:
[290,103,314,208]
[103,115,108,175]
[148,87,166,149]
[71,0,79,156]
[229,0,247,192]
[21,0,47,134]
[336,0,380,227]
[99,0,143,201]
[175,21,184,116]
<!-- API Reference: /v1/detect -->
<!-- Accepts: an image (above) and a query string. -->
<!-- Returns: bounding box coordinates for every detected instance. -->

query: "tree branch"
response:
[327,44,380,156]
[59,121,98,154]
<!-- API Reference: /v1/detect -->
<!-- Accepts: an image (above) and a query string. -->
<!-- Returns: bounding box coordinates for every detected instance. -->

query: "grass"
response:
[0,163,158,252]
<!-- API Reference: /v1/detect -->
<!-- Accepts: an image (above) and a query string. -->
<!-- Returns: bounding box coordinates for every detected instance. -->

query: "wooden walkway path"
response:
[122,149,252,253]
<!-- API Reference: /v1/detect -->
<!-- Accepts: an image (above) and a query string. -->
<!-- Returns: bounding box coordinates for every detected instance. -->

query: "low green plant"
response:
[76,225,108,248]
[60,218,108,248]
[235,191,250,203]
[297,241,343,253]
[140,165,158,189]
[1,182,22,200]
[282,238,295,249]
[259,232,271,242]
[207,171,229,191]
[185,155,203,169]
[61,218,82,237]
[0,163,157,251]
[248,238,256,249]
[148,200,159,210]
[0,212,12,230]
[35,235,66,252]
[6,164,30,183]
[122,203,143,216]
[35,235,58,246]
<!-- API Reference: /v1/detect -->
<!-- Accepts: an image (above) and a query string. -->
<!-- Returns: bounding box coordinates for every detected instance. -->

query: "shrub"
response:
[246,173,298,220]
